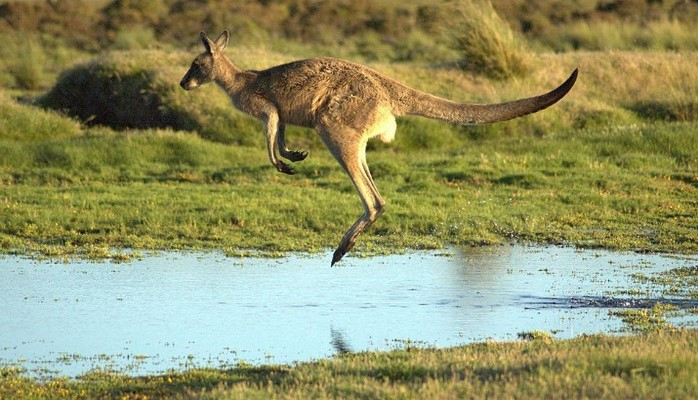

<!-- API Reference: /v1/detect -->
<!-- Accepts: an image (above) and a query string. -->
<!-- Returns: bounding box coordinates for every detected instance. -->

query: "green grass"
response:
[2,329,697,399]
[1,118,695,260]
[0,93,82,142]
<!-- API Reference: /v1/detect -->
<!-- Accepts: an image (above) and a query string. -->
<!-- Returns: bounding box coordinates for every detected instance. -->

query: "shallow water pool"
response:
[1,245,696,378]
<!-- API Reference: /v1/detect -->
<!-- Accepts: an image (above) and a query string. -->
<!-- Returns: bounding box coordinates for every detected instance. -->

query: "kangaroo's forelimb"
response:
[262,111,295,175]
[276,124,309,162]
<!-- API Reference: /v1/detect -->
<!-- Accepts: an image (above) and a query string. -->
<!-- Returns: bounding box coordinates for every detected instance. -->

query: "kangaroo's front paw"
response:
[285,150,309,162]
[275,161,295,175]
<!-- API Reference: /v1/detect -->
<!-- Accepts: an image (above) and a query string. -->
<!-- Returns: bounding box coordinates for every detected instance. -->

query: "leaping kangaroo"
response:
[180,30,578,266]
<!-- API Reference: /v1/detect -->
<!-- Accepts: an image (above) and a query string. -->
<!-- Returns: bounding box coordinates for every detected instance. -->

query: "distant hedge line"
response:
[2,0,697,52]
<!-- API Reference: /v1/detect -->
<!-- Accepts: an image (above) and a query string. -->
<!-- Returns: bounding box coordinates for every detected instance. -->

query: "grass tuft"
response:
[11,35,46,90]
[443,0,529,79]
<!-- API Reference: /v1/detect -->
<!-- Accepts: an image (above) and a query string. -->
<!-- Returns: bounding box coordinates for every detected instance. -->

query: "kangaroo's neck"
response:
[214,56,249,95]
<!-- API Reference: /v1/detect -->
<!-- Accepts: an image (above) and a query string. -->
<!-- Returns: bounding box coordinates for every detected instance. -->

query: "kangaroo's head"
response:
[180,30,229,90]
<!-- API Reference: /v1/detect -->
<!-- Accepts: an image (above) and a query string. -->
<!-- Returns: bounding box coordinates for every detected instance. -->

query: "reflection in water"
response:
[0,245,696,378]
[330,327,352,355]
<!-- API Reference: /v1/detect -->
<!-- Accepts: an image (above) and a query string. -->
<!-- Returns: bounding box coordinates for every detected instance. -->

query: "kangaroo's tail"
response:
[398,69,578,125]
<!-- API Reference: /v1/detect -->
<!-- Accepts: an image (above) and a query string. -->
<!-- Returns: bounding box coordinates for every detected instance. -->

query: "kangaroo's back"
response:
[247,57,399,129]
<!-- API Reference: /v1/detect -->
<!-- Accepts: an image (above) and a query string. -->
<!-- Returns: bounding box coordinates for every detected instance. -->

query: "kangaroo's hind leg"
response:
[277,123,309,162]
[333,147,385,266]
[318,126,385,266]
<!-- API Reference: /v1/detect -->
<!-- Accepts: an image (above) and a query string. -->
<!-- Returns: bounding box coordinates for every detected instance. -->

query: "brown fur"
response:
[180,30,578,265]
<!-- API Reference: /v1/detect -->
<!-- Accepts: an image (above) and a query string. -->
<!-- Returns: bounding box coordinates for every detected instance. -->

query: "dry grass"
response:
[539,19,698,52]
[3,329,697,399]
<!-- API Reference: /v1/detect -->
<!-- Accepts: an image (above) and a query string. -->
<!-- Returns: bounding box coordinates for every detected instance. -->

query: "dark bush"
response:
[37,57,192,131]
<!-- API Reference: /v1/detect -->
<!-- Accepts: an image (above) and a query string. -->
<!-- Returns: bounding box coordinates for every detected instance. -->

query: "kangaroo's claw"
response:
[276,161,295,175]
[286,150,309,162]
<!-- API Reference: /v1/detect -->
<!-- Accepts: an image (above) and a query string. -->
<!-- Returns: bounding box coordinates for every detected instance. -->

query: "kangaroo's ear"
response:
[200,31,215,54]
[214,30,229,52]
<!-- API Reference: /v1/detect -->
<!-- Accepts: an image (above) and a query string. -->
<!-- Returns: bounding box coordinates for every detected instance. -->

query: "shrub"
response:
[38,55,182,130]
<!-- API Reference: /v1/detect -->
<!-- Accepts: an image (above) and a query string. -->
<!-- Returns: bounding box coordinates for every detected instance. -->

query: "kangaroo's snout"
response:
[179,68,200,90]
[180,77,194,90]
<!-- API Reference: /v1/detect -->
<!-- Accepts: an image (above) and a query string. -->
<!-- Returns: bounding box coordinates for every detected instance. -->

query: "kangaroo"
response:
[180,30,578,266]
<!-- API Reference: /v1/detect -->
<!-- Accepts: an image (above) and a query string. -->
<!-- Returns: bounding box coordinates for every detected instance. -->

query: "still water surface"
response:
[1,245,696,378]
